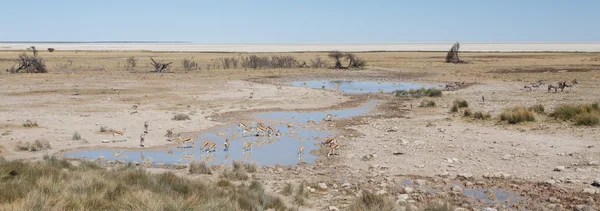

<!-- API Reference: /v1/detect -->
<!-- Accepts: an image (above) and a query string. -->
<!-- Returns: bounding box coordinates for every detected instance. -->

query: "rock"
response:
[481,208,497,211]
[362,154,376,161]
[393,151,405,155]
[548,197,560,203]
[457,173,474,180]
[376,190,387,195]
[465,182,474,187]
[415,179,427,186]
[575,205,586,211]
[582,188,599,194]
[554,166,566,172]
[396,194,409,202]
[276,168,284,172]
[451,185,463,193]
[403,187,414,193]
[544,180,556,185]
[592,178,600,187]
[454,208,469,211]
[328,206,340,211]
[341,183,352,188]
[318,183,328,190]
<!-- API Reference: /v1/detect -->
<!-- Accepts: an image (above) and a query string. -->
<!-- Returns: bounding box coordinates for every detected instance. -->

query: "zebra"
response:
[558,79,578,92]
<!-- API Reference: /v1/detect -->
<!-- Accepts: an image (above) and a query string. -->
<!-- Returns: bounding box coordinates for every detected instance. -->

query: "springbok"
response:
[298,145,304,157]
[327,143,340,157]
[200,139,213,152]
[112,128,127,139]
[238,122,248,131]
[139,133,145,147]
[224,139,230,151]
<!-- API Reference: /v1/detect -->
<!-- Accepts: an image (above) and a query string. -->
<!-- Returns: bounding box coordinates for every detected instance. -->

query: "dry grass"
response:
[500,105,536,124]
[473,111,491,120]
[281,183,293,196]
[220,161,249,180]
[394,88,442,98]
[528,104,545,114]
[189,161,212,175]
[419,99,436,107]
[550,103,600,126]
[15,139,51,152]
[22,120,38,128]
[172,113,190,121]
[0,157,287,210]
[72,132,81,141]
[347,190,396,211]
[293,183,308,205]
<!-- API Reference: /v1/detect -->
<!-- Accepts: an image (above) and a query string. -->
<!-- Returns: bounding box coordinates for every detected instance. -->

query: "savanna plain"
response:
[1,48,600,211]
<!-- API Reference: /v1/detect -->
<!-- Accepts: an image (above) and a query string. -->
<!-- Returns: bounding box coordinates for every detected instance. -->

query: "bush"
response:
[394,88,442,98]
[6,49,47,73]
[220,161,249,180]
[243,162,257,173]
[72,132,81,141]
[347,190,396,211]
[47,48,55,52]
[181,57,199,71]
[310,56,328,68]
[550,103,599,122]
[462,109,472,117]
[419,100,436,107]
[99,126,108,132]
[453,99,468,108]
[281,183,293,196]
[22,120,38,128]
[15,139,51,152]
[528,104,545,114]
[172,113,190,121]
[189,161,212,175]
[574,112,600,126]
[450,104,459,113]
[473,111,491,120]
[0,157,287,210]
[500,106,536,124]
[125,56,136,69]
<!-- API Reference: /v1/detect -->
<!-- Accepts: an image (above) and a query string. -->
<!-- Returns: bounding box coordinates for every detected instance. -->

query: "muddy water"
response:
[291,80,436,94]
[64,100,380,166]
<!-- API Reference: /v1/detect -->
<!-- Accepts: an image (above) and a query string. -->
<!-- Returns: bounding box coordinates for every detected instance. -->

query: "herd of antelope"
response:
[522,79,578,93]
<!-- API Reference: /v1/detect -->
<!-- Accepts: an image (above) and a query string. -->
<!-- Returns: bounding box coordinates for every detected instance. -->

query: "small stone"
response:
[451,185,463,193]
[328,206,340,211]
[318,183,328,190]
[454,208,469,211]
[457,173,474,180]
[403,187,414,193]
[372,154,378,158]
[415,179,427,186]
[592,178,600,187]
[396,194,409,202]
[548,197,560,203]
[582,188,599,194]
[554,166,566,172]
[481,208,498,211]
[341,183,351,188]
[544,180,556,185]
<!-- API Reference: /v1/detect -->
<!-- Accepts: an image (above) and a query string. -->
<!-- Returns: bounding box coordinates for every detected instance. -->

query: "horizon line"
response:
[2,41,600,44]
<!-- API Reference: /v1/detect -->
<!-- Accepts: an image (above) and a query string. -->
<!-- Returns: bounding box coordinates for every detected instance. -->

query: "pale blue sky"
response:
[0,0,597,43]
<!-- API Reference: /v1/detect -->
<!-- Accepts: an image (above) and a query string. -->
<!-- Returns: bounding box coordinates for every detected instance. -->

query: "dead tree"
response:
[328,51,344,69]
[6,46,47,73]
[445,42,466,64]
[150,57,172,72]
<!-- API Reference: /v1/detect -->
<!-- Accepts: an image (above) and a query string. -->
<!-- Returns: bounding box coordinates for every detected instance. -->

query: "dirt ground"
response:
[1,50,600,210]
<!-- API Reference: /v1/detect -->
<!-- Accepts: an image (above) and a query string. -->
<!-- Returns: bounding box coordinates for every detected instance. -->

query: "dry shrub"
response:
[181,57,199,71]
[347,190,396,211]
[243,162,257,173]
[500,105,536,124]
[15,139,51,152]
[462,109,472,117]
[72,132,81,141]
[125,56,136,70]
[172,113,190,121]
[99,126,109,133]
[6,48,47,73]
[473,111,491,120]
[220,161,249,180]
[293,183,308,205]
[419,100,436,107]
[424,201,454,211]
[453,99,468,108]
[22,120,38,128]
[189,161,212,175]
[528,104,545,114]
[281,183,293,196]
[0,157,287,210]
[550,103,599,126]
[310,56,328,68]
[394,88,442,98]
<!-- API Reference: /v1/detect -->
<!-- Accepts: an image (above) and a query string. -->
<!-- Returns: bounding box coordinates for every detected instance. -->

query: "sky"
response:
[0,0,598,43]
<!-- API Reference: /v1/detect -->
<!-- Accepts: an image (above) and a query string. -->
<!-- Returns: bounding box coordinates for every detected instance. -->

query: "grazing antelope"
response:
[298,145,304,157]
[200,139,212,152]
[323,137,338,146]
[143,121,148,134]
[327,143,340,157]
[323,114,336,122]
[112,128,127,139]
[224,139,230,151]
[241,127,254,137]
[256,126,268,136]
[257,122,266,129]
[266,126,277,137]
[559,79,578,92]
[242,142,253,151]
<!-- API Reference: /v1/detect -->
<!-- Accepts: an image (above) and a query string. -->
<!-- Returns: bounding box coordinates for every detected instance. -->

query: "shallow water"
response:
[64,100,379,166]
[290,80,434,94]
[463,187,522,207]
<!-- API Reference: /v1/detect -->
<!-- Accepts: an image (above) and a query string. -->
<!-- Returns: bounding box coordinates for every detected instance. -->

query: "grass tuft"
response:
[99,126,108,132]
[221,161,249,180]
[347,190,396,211]
[419,100,436,107]
[243,162,257,173]
[172,113,190,121]
[281,183,293,196]
[22,120,38,128]
[453,99,468,108]
[394,88,442,98]
[72,132,81,141]
[528,104,545,114]
[500,105,536,124]
[189,161,212,175]
[462,109,472,117]
[15,139,51,152]
[473,111,491,120]
[550,103,600,126]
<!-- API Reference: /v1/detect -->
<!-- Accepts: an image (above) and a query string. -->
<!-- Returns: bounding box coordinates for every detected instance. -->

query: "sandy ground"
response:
[2,42,600,52]
[1,51,600,210]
